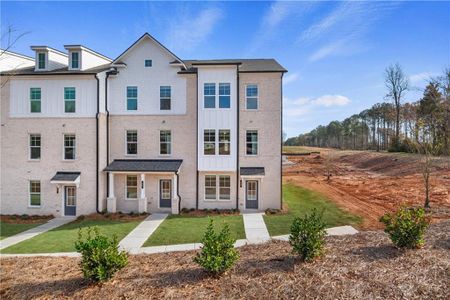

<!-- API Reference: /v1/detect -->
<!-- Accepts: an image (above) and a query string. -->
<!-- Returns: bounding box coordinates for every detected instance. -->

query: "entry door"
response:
[64,186,77,216]
[246,180,258,209]
[159,179,172,208]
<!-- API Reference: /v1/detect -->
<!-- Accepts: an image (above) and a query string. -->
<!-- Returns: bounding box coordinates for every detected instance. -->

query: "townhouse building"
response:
[0,33,286,217]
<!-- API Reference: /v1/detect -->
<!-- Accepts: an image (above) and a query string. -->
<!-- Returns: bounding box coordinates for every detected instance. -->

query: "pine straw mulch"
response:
[0,215,53,224]
[73,212,148,222]
[1,222,449,299]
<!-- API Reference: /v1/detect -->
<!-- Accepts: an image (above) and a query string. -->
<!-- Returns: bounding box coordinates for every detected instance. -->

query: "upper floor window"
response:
[219,83,230,108]
[126,130,137,155]
[30,88,41,113]
[246,130,258,155]
[160,86,171,110]
[127,86,138,111]
[37,53,46,69]
[204,129,216,155]
[126,175,138,199]
[29,134,41,160]
[246,85,258,110]
[71,52,80,69]
[204,83,216,108]
[219,130,230,155]
[29,180,41,207]
[64,87,76,113]
[145,59,152,67]
[160,130,171,155]
[64,134,76,160]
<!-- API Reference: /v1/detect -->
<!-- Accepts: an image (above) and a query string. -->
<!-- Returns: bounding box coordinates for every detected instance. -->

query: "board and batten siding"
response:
[107,38,186,115]
[197,66,237,172]
[9,76,97,118]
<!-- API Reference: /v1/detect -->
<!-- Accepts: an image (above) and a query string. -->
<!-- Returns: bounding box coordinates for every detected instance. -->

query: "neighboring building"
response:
[0,33,286,216]
[0,49,35,72]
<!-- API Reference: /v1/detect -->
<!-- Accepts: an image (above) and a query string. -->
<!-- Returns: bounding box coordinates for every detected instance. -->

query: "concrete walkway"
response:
[242,213,271,244]
[0,217,76,250]
[272,225,359,241]
[118,213,168,254]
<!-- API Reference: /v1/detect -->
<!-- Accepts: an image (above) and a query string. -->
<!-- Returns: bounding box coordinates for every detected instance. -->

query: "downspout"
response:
[195,71,199,210]
[105,68,118,198]
[176,171,181,214]
[236,65,240,210]
[280,72,284,210]
[95,75,101,213]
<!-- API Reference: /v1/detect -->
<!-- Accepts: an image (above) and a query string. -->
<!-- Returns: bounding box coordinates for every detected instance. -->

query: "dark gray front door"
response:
[160,179,172,208]
[246,180,258,209]
[64,186,76,216]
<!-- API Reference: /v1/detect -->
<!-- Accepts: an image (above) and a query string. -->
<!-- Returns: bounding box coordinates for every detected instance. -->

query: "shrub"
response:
[20,214,29,220]
[75,227,128,282]
[380,206,430,249]
[289,209,327,261]
[194,219,240,275]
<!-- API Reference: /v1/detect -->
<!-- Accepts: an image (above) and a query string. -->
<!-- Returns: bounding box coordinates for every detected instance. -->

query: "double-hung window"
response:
[71,52,79,69]
[219,130,230,155]
[64,87,76,113]
[160,130,171,155]
[126,130,137,155]
[127,86,138,111]
[246,130,258,155]
[126,175,138,199]
[219,83,230,108]
[219,175,231,200]
[30,88,41,113]
[204,129,216,155]
[204,83,216,108]
[37,53,46,69]
[246,85,258,110]
[205,175,217,200]
[64,134,76,160]
[30,134,41,160]
[29,180,41,207]
[160,86,171,110]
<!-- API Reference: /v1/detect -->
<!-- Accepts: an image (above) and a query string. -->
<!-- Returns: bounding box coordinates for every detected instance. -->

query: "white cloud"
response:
[283,72,300,85]
[312,95,350,107]
[409,72,437,84]
[167,7,224,51]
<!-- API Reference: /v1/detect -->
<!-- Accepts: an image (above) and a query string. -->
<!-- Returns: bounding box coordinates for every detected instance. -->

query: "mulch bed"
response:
[179,209,240,217]
[73,213,148,222]
[1,222,449,299]
[0,215,53,224]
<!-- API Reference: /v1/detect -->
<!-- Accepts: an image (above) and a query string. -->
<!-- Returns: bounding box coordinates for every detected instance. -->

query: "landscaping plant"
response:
[194,218,239,275]
[75,227,128,282]
[289,209,327,261]
[380,206,430,249]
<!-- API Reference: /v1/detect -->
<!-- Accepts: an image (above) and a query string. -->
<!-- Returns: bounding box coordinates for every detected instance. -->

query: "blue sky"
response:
[2,1,449,137]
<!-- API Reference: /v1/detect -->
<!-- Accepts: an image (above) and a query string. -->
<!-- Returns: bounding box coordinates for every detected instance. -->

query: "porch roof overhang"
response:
[50,172,81,186]
[240,167,265,177]
[104,159,183,173]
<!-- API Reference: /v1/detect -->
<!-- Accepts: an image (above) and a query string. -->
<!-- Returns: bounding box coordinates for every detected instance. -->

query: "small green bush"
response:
[194,219,240,275]
[75,227,128,282]
[289,209,327,261]
[380,206,430,249]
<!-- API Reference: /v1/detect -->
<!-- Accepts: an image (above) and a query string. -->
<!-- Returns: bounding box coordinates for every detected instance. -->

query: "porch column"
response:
[107,172,116,213]
[138,173,147,213]
[172,173,179,214]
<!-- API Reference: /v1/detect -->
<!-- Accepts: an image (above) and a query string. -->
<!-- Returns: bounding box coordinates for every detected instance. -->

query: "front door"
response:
[64,186,76,216]
[159,179,172,208]
[246,180,258,209]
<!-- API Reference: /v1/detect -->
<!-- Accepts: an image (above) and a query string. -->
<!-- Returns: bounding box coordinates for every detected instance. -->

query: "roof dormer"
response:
[30,46,67,71]
[64,45,112,71]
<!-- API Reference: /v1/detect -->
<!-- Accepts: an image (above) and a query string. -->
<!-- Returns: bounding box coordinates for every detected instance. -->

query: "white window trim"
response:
[62,133,76,161]
[218,175,231,201]
[30,87,41,114]
[203,129,216,155]
[218,129,231,156]
[218,82,231,110]
[204,174,217,201]
[29,180,41,208]
[64,87,76,114]
[203,82,232,110]
[125,175,138,200]
[125,129,138,156]
[159,86,171,111]
[159,129,172,156]
[245,84,259,110]
[245,129,259,156]
[29,133,41,161]
[36,52,47,70]
[69,51,81,70]
[204,174,231,202]
[126,86,138,111]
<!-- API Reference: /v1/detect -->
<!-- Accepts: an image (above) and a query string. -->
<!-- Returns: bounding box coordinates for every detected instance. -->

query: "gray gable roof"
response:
[240,167,265,176]
[104,159,183,172]
[51,172,81,182]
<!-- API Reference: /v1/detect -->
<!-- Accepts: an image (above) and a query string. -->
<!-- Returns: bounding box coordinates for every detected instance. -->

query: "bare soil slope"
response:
[283,148,450,229]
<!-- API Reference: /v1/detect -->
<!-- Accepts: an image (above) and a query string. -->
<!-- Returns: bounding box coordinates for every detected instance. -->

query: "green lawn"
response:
[264,183,362,236]
[0,221,47,240]
[144,215,245,247]
[1,219,143,254]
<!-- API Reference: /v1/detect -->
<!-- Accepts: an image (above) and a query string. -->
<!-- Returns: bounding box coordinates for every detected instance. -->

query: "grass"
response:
[282,146,312,154]
[0,221,47,240]
[264,183,362,236]
[144,215,245,246]
[1,219,143,254]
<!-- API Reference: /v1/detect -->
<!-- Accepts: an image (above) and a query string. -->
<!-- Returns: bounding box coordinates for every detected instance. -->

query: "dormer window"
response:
[37,53,46,69]
[144,59,152,67]
[71,52,80,69]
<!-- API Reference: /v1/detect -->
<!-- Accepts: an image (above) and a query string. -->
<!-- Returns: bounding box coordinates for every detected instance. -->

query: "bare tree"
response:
[1,25,30,87]
[420,146,432,208]
[385,63,409,148]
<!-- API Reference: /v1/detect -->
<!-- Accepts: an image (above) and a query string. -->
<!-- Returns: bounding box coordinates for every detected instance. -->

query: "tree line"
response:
[285,65,450,156]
